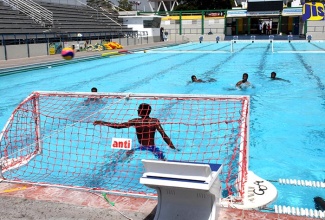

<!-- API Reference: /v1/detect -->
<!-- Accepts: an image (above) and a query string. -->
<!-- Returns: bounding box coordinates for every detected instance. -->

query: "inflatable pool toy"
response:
[102,51,119,57]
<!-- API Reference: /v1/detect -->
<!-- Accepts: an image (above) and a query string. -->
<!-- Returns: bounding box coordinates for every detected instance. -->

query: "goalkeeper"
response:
[93,103,177,160]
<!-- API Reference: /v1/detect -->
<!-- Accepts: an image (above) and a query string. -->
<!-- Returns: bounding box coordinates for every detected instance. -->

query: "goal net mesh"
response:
[0,91,249,199]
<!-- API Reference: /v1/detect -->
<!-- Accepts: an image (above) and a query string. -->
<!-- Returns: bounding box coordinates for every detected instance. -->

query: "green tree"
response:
[87,0,112,9]
[174,0,233,11]
[118,0,133,11]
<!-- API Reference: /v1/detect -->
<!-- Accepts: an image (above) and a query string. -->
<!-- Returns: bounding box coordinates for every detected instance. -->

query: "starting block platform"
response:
[140,159,223,220]
[221,171,278,209]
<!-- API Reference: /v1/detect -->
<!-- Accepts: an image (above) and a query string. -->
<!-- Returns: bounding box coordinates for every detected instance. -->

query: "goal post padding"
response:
[0,91,249,199]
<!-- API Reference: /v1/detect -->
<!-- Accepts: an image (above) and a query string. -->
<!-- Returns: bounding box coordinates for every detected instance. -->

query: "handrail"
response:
[76,0,122,27]
[76,0,101,22]
[22,0,53,23]
[2,0,42,24]
[1,0,53,26]
[99,7,121,27]
[76,0,99,17]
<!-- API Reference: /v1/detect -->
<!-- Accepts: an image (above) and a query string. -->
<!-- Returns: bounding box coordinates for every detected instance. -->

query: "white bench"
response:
[140,159,223,220]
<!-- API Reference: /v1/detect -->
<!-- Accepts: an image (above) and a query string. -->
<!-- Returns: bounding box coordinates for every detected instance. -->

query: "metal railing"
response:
[76,0,121,28]
[99,7,121,27]
[1,0,53,27]
[76,0,100,19]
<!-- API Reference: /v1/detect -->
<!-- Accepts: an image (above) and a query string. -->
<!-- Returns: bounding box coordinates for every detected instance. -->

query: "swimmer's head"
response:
[242,73,248,82]
[138,103,151,117]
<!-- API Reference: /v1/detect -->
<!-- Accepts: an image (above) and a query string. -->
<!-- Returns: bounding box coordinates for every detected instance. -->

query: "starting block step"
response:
[140,160,223,220]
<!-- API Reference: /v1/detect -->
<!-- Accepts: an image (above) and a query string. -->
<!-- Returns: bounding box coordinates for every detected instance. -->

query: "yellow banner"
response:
[49,47,56,55]
[302,3,325,21]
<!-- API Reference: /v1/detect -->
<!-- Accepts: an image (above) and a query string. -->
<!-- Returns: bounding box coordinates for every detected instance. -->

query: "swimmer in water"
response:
[270,72,290,82]
[191,75,216,83]
[236,73,251,89]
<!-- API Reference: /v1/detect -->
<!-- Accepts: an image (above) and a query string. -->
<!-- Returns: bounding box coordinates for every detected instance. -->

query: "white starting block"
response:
[140,159,223,220]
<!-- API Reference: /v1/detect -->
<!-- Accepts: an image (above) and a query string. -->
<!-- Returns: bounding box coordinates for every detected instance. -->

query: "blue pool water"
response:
[0,41,324,210]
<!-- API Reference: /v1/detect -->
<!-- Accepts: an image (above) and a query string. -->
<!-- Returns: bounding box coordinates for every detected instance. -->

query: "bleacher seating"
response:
[0,1,133,35]
[40,2,130,33]
[0,2,49,34]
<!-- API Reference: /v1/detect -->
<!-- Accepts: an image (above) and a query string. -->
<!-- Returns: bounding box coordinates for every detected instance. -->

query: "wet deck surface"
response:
[0,181,312,220]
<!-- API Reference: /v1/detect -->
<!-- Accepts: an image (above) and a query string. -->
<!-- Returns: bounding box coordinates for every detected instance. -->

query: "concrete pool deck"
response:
[0,181,312,220]
[0,41,315,220]
[0,41,182,69]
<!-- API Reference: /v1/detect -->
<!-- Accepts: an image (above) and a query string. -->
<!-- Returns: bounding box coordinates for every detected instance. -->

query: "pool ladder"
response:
[278,179,325,188]
[274,205,325,219]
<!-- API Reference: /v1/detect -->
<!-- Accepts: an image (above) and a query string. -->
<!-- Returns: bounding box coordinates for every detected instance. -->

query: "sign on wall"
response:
[282,8,302,16]
[227,10,247,17]
[302,2,325,21]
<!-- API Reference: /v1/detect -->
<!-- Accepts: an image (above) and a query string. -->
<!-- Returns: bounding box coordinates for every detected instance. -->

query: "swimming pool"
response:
[0,41,324,211]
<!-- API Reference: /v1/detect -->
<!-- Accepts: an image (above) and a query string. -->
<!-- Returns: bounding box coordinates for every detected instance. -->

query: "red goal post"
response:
[0,91,250,200]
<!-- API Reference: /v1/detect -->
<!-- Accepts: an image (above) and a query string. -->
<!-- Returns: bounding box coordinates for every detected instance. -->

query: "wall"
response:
[0,46,6,60]
[306,20,325,40]
[161,17,225,40]
[29,44,49,57]
[121,16,162,38]
[118,16,227,42]
[6,45,29,60]
[0,37,153,61]
[119,36,155,45]
[0,44,47,61]
[180,34,224,42]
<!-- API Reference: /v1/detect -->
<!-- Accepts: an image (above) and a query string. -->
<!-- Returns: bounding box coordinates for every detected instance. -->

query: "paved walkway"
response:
[0,180,311,220]
[0,42,180,70]
[0,36,307,69]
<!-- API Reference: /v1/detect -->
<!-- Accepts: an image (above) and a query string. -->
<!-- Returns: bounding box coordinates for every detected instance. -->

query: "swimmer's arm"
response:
[93,120,135,128]
[156,121,176,150]
[272,78,290,83]
[280,78,291,83]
